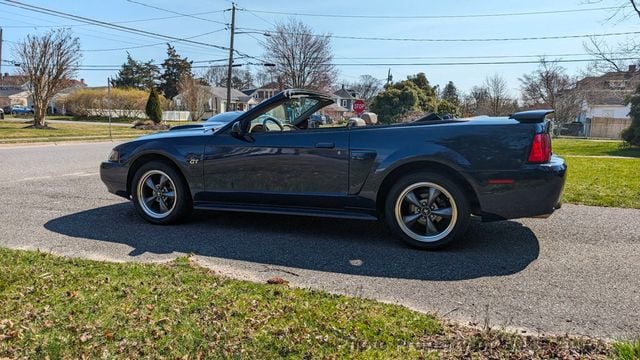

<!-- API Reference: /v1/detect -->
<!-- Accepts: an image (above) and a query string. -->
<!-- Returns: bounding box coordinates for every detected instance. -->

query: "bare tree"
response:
[14,29,81,128]
[583,1,640,74]
[520,58,582,129]
[349,75,383,103]
[178,74,210,121]
[484,74,515,115]
[203,66,254,89]
[263,19,337,91]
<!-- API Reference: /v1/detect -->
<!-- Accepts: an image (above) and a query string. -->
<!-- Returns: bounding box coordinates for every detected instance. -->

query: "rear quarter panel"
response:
[349,120,542,215]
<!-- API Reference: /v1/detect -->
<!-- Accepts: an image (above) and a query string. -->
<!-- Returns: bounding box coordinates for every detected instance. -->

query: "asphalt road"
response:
[0,142,638,340]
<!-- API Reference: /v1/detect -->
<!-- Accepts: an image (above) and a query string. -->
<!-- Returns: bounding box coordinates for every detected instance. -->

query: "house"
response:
[0,88,31,108]
[242,82,281,104]
[174,86,257,119]
[333,85,359,116]
[210,87,257,112]
[0,74,30,107]
[0,74,86,113]
[574,65,640,138]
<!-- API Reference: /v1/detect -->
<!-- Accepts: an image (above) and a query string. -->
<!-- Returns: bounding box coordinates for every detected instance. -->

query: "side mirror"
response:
[230,121,243,137]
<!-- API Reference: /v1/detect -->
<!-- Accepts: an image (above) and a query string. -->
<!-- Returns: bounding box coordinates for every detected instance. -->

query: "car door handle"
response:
[315,142,335,149]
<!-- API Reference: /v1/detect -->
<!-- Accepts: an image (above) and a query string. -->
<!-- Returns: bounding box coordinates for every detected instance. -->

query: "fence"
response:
[162,111,192,122]
[586,117,632,139]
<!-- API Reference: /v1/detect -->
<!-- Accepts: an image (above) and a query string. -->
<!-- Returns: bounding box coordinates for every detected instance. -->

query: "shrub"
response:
[61,88,166,120]
[622,87,640,147]
[145,87,163,123]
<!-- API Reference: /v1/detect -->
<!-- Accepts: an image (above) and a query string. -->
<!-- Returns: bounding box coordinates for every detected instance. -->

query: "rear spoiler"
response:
[509,109,554,123]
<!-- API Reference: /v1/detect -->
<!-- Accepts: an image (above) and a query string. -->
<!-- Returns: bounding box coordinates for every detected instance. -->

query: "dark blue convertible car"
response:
[101,89,566,249]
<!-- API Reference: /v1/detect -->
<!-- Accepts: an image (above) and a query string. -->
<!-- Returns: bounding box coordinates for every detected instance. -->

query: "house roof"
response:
[575,68,640,106]
[0,88,28,97]
[210,87,249,101]
[241,88,256,96]
[0,75,28,87]
[333,88,356,99]
[325,103,349,112]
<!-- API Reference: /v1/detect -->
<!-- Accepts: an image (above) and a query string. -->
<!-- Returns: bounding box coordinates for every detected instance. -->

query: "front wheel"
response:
[384,172,470,250]
[131,161,192,224]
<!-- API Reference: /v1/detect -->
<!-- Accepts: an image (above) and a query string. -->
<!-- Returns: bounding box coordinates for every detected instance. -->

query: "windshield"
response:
[257,97,323,126]
[206,111,244,123]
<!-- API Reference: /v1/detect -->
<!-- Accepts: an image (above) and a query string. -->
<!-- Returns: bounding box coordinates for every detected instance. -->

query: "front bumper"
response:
[100,161,130,199]
[472,155,567,221]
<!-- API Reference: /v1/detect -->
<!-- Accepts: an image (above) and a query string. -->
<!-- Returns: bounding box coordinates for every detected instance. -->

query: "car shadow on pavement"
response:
[44,202,540,281]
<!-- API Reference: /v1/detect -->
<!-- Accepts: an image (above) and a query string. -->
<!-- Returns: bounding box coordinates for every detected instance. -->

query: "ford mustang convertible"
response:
[100,89,566,249]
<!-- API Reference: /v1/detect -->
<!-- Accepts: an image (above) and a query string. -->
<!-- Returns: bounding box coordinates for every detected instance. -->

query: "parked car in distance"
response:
[4,105,34,115]
[308,114,327,128]
[205,111,244,127]
[101,89,566,250]
[559,121,584,137]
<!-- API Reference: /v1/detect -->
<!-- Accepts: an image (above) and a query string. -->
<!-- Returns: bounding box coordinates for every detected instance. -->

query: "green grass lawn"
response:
[551,138,640,209]
[0,248,622,359]
[562,157,640,208]
[554,138,640,158]
[0,120,154,143]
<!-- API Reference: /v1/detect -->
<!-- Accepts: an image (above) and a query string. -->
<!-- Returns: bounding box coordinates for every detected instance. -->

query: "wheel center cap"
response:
[421,208,431,216]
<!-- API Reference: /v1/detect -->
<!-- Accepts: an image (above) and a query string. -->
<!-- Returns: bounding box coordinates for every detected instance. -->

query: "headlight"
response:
[108,149,119,162]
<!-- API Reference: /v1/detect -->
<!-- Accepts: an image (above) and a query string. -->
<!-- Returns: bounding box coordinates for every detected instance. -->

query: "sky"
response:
[0,0,638,96]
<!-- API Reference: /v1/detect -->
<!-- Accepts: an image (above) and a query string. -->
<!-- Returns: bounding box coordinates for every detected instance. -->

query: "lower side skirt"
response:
[193,202,379,221]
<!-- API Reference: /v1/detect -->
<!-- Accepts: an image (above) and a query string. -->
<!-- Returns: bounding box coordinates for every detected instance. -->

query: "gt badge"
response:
[188,157,200,165]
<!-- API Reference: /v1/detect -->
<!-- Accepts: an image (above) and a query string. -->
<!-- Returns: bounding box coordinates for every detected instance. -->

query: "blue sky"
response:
[1,0,638,96]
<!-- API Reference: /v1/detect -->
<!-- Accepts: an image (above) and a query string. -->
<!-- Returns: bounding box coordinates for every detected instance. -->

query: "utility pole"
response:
[0,27,3,86]
[226,3,236,112]
[107,77,112,140]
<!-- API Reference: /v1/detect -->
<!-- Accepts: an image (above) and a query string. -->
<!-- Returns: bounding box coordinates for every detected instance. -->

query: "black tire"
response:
[131,161,192,224]
[384,171,470,250]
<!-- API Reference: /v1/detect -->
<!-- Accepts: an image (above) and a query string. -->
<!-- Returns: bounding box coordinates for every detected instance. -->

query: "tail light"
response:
[528,133,551,163]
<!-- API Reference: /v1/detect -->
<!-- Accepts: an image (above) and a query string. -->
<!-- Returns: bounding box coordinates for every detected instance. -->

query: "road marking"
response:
[8,172,99,184]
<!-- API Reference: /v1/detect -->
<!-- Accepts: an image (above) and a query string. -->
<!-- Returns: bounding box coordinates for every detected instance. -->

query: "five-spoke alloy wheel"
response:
[137,170,177,219]
[131,161,192,224]
[385,172,470,249]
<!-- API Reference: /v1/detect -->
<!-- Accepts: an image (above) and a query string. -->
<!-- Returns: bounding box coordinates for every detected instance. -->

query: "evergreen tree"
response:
[370,73,440,123]
[111,53,159,90]
[441,81,460,106]
[145,87,163,123]
[406,72,435,97]
[159,44,192,99]
[622,85,640,147]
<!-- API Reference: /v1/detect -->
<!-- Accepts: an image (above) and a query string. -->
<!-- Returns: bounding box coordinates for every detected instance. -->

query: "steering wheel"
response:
[262,117,284,131]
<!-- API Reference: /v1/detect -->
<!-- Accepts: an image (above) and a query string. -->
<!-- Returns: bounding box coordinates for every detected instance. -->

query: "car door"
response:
[200,92,350,210]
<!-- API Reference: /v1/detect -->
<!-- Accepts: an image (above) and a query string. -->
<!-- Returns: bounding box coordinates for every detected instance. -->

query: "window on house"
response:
[608,80,626,89]
[340,99,348,108]
[601,110,615,118]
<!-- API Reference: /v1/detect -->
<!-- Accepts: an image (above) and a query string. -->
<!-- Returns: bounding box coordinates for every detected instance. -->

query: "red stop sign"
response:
[353,99,366,115]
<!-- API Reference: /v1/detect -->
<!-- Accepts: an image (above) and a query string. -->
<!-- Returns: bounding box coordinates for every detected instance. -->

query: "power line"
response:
[125,0,228,26]
[238,27,640,42]
[0,9,229,28]
[0,0,231,52]
[239,6,621,20]
[327,57,640,66]
[332,52,633,60]
[16,57,634,71]
[83,28,227,52]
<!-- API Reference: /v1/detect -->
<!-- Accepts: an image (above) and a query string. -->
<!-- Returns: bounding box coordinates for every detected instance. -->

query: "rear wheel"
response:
[131,161,192,224]
[385,172,470,249]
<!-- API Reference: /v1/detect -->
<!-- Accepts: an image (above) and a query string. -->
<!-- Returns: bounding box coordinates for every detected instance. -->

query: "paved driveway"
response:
[0,142,638,339]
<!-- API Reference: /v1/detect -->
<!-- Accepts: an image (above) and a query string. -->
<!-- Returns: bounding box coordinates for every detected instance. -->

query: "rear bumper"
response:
[100,161,130,199]
[471,155,567,221]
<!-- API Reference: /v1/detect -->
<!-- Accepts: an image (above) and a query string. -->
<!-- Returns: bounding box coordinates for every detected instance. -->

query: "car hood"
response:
[135,122,226,141]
